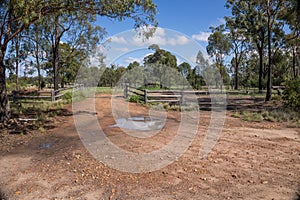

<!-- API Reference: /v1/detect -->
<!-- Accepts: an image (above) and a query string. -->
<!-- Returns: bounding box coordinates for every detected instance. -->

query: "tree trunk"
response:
[0,48,10,122]
[258,47,264,93]
[15,36,19,91]
[35,31,42,91]
[292,46,297,79]
[234,58,239,90]
[53,16,60,93]
[265,0,272,102]
[53,45,59,92]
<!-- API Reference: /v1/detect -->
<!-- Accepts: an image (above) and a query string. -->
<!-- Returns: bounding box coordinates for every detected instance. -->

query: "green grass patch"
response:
[128,95,143,103]
[10,100,66,123]
[95,87,112,94]
[232,108,300,124]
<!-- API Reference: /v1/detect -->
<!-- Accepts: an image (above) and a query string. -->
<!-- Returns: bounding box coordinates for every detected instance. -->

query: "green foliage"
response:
[128,95,142,103]
[60,87,112,104]
[206,25,231,87]
[240,111,264,122]
[61,91,73,103]
[95,87,112,94]
[283,78,300,108]
[97,65,127,88]
[207,25,232,63]
[138,84,161,90]
[144,45,178,88]
[6,83,16,93]
[232,108,300,123]
[10,100,64,123]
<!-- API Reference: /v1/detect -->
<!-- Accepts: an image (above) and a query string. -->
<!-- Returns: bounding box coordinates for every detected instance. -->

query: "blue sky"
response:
[99,0,230,37]
[94,0,231,67]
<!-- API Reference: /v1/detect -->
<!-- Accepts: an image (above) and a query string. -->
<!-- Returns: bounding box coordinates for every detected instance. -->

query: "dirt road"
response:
[0,94,299,199]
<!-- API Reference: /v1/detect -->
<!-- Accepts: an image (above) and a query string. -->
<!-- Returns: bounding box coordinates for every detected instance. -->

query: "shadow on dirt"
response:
[198,97,275,111]
[0,107,73,135]
[0,188,8,200]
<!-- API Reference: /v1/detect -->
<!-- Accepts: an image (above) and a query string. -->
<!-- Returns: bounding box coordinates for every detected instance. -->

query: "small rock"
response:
[232,174,238,179]
[262,180,268,184]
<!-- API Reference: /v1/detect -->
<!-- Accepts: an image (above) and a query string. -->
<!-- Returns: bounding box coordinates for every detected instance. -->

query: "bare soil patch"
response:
[0,94,299,199]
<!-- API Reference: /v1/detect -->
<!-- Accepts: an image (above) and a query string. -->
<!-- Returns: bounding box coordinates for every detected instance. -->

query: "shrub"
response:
[62,91,73,103]
[129,95,142,103]
[6,82,16,92]
[283,78,300,108]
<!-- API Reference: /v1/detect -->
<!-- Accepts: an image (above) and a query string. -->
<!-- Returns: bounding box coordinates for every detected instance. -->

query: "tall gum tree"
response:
[207,24,232,88]
[226,0,268,93]
[225,16,248,90]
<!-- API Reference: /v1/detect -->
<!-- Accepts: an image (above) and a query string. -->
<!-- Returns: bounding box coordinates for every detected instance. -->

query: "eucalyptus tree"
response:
[225,17,248,90]
[193,50,208,89]
[144,44,177,88]
[178,62,191,89]
[281,0,300,79]
[21,20,50,90]
[264,0,289,101]
[226,0,268,93]
[5,31,25,90]
[0,0,157,122]
[42,11,104,92]
[206,24,231,87]
[126,61,144,87]
[226,0,291,100]
[58,43,85,87]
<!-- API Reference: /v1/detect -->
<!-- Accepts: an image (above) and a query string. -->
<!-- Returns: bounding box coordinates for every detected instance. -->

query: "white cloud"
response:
[169,35,190,45]
[133,32,167,46]
[153,27,166,37]
[123,56,146,66]
[133,31,190,46]
[192,32,211,42]
[108,27,191,48]
[124,56,143,64]
[109,36,128,44]
[116,47,129,52]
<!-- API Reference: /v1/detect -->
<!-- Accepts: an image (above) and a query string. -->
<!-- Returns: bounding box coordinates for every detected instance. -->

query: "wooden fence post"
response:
[180,90,184,104]
[51,90,55,102]
[124,84,129,98]
[144,89,148,104]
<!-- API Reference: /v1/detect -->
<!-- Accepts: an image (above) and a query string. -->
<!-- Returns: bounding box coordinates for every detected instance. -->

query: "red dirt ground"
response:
[0,94,299,199]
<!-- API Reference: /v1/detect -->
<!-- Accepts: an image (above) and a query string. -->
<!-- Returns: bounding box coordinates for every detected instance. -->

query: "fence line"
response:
[11,84,84,103]
[124,85,188,104]
[124,84,261,106]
